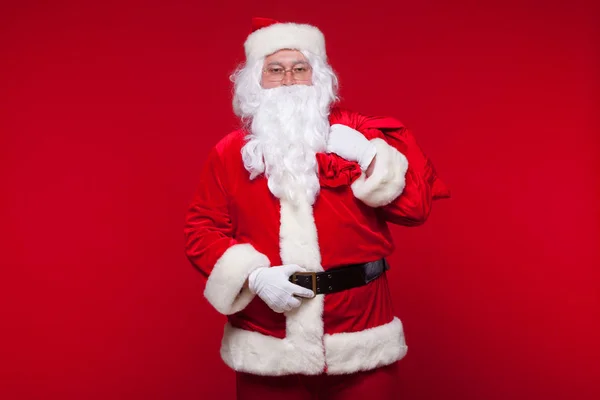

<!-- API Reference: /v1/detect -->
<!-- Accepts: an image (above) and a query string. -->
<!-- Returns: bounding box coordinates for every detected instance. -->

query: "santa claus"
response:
[184,17,450,399]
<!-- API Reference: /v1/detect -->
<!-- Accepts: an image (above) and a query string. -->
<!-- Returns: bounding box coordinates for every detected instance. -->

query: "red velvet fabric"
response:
[251,17,279,32]
[184,107,448,336]
[235,361,401,400]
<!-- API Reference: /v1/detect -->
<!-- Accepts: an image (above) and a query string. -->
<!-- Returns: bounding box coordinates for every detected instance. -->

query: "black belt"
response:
[290,258,389,295]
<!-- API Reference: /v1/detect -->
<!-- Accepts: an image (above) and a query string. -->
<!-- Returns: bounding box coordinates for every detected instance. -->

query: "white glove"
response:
[327,124,377,171]
[248,264,315,313]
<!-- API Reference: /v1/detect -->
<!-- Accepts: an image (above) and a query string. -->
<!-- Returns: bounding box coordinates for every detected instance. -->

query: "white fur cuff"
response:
[204,244,270,315]
[351,138,409,207]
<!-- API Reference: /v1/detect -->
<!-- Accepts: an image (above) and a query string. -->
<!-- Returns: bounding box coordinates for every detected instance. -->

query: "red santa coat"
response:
[184,107,450,376]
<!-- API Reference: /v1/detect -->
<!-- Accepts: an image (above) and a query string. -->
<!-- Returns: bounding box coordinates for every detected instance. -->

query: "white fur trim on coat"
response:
[220,296,326,376]
[351,138,409,207]
[218,196,407,375]
[324,317,407,374]
[244,22,326,62]
[220,315,407,376]
[221,197,326,375]
[204,243,270,315]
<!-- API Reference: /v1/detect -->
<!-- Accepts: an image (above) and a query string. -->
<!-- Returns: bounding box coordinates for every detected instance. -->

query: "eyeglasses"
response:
[262,63,312,82]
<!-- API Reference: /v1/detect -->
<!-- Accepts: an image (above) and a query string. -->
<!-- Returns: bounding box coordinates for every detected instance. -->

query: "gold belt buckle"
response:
[291,271,317,294]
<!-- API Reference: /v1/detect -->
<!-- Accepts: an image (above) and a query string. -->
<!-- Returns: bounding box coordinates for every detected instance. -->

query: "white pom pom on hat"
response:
[244,17,327,62]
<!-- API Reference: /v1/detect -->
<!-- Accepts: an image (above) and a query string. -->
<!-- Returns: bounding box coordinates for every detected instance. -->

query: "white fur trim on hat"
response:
[244,23,326,62]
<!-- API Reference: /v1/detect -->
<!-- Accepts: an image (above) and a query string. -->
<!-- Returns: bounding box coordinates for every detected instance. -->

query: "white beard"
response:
[241,85,330,205]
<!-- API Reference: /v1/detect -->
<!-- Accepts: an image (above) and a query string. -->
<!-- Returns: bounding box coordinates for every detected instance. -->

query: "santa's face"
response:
[260,49,314,89]
[235,48,337,205]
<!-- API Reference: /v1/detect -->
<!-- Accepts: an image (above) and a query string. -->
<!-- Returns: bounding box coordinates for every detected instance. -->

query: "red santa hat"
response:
[244,17,327,62]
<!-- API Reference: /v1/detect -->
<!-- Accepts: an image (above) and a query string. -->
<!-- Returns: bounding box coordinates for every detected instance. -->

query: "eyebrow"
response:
[265,60,310,67]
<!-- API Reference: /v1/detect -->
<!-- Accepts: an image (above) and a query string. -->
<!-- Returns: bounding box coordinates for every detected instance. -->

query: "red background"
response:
[1,1,599,399]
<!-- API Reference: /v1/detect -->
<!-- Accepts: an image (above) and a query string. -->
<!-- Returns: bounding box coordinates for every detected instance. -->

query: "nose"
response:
[281,70,295,86]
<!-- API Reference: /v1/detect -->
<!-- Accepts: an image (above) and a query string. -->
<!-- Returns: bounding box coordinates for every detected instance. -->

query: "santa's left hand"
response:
[326,124,377,171]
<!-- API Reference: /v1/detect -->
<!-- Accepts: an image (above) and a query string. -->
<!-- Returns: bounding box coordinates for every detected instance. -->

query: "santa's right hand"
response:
[248,264,315,313]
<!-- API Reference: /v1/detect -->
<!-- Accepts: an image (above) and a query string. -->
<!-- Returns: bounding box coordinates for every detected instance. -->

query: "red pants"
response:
[235,362,400,400]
